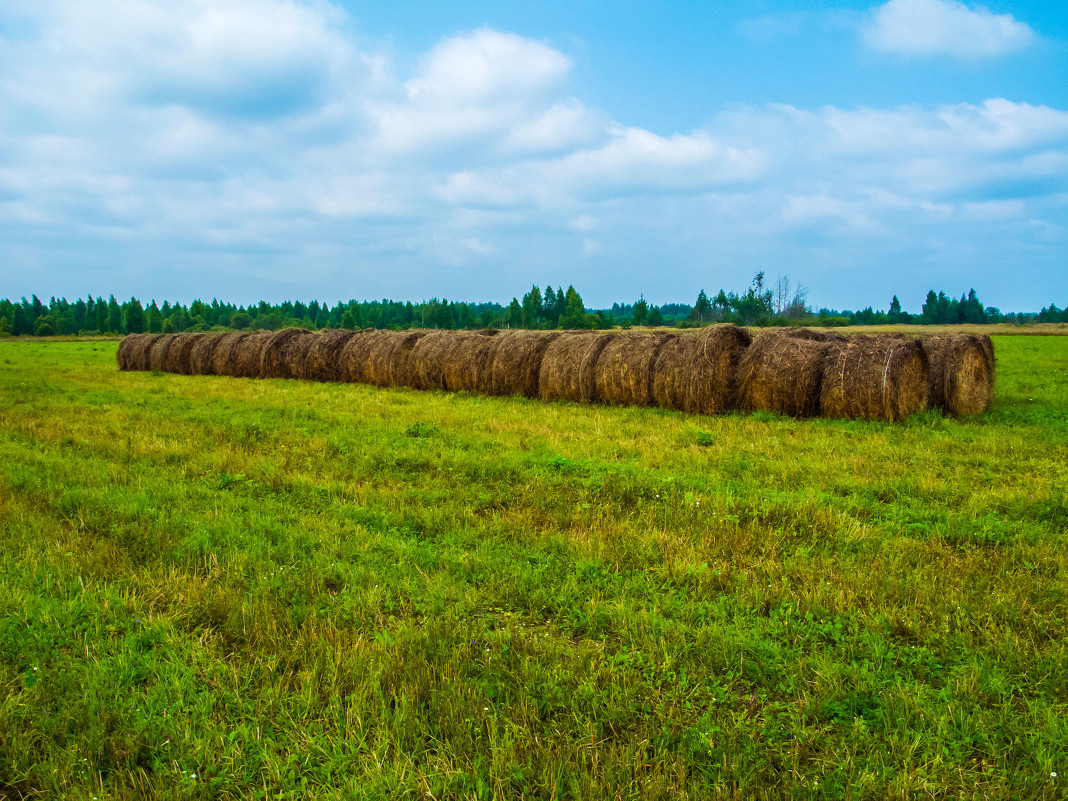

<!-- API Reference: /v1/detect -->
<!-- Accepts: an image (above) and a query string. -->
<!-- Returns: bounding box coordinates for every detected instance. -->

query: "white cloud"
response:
[406,28,568,107]
[864,0,1036,58]
[0,1,1064,310]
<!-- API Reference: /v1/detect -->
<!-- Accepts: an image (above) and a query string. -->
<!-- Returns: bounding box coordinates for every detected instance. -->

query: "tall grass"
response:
[0,335,1066,799]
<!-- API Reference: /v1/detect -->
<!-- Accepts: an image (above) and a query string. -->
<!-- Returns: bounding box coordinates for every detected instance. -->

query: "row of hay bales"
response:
[118,326,995,421]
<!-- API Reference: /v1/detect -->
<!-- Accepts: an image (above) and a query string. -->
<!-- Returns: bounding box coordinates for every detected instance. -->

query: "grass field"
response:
[0,334,1066,799]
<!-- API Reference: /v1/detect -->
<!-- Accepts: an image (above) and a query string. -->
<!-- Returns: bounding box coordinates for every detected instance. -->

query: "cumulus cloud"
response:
[0,0,1064,309]
[863,0,1036,58]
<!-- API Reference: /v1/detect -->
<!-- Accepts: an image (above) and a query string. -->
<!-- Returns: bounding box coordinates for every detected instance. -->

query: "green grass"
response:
[0,335,1066,799]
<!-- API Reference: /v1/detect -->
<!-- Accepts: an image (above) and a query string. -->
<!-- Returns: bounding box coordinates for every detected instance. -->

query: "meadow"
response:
[0,333,1066,799]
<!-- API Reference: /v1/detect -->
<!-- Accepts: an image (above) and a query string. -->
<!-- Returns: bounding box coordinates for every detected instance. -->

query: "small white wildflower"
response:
[483,707,489,711]
[1053,772,1058,778]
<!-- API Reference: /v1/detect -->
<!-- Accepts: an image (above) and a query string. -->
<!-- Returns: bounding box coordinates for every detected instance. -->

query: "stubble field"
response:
[0,333,1066,799]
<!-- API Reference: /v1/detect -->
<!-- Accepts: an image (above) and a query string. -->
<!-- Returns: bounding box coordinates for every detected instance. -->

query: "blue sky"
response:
[1,0,1065,312]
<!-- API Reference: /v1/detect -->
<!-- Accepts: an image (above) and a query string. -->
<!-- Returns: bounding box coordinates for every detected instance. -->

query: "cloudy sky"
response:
[1,0,1065,312]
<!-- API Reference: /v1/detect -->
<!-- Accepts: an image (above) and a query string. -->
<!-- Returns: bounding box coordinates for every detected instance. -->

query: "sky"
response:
[0,0,1065,312]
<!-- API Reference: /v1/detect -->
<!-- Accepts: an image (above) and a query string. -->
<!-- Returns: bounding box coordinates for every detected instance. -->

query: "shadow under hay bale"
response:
[302,329,357,382]
[595,332,675,407]
[487,330,562,397]
[262,328,314,380]
[736,329,832,418]
[539,332,615,404]
[162,332,207,374]
[211,332,251,377]
[921,334,995,416]
[821,335,928,422]
[652,324,752,415]
[118,333,154,371]
[442,330,500,393]
[147,333,180,373]
[189,333,225,376]
[230,331,274,379]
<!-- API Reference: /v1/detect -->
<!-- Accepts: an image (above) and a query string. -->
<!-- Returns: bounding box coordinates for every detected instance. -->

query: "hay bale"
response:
[821,335,929,422]
[147,334,180,373]
[162,333,206,374]
[262,328,314,379]
[338,329,394,384]
[302,329,358,382]
[594,332,675,407]
[407,331,451,390]
[769,327,847,343]
[538,332,615,404]
[736,330,832,418]
[210,332,251,377]
[487,330,562,397]
[370,330,429,388]
[117,333,153,371]
[651,324,752,414]
[921,334,995,416]
[189,333,225,375]
[129,334,161,371]
[443,330,501,393]
[230,331,274,379]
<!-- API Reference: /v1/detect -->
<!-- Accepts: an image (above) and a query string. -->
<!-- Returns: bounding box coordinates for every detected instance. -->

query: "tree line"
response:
[1,276,1063,337]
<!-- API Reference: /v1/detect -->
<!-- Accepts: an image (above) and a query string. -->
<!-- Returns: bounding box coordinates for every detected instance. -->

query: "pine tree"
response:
[125,298,144,333]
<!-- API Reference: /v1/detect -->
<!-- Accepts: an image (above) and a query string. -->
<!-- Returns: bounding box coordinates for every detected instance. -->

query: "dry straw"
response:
[147,333,180,373]
[539,332,615,404]
[922,334,995,416]
[162,332,206,374]
[820,335,929,422]
[369,330,429,388]
[302,329,358,382]
[189,333,225,376]
[594,332,675,407]
[407,331,454,390]
[652,324,752,414]
[736,329,835,417]
[230,331,274,378]
[338,329,393,384]
[486,330,562,397]
[210,332,251,377]
[443,330,501,393]
[261,328,314,380]
[118,333,155,371]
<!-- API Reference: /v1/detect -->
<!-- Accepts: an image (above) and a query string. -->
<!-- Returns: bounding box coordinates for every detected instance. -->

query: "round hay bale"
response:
[407,331,466,390]
[595,332,675,407]
[338,329,395,385]
[162,332,207,374]
[262,328,314,379]
[147,333,180,373]
[651,324,752,414]
[370,330,429,388]
[538,332,615,404]
[211,332,251,377]
[302,329,358,382]
[486,330,562,397]
[736,330,832,418]
[921,334,995,416]
[231,331,274,379]
[769,327,847,343]
[130,334,161,371]
[117,333,153,371]
[821,335,929,422]
[443,330,501,393]
[189,333,225,375]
